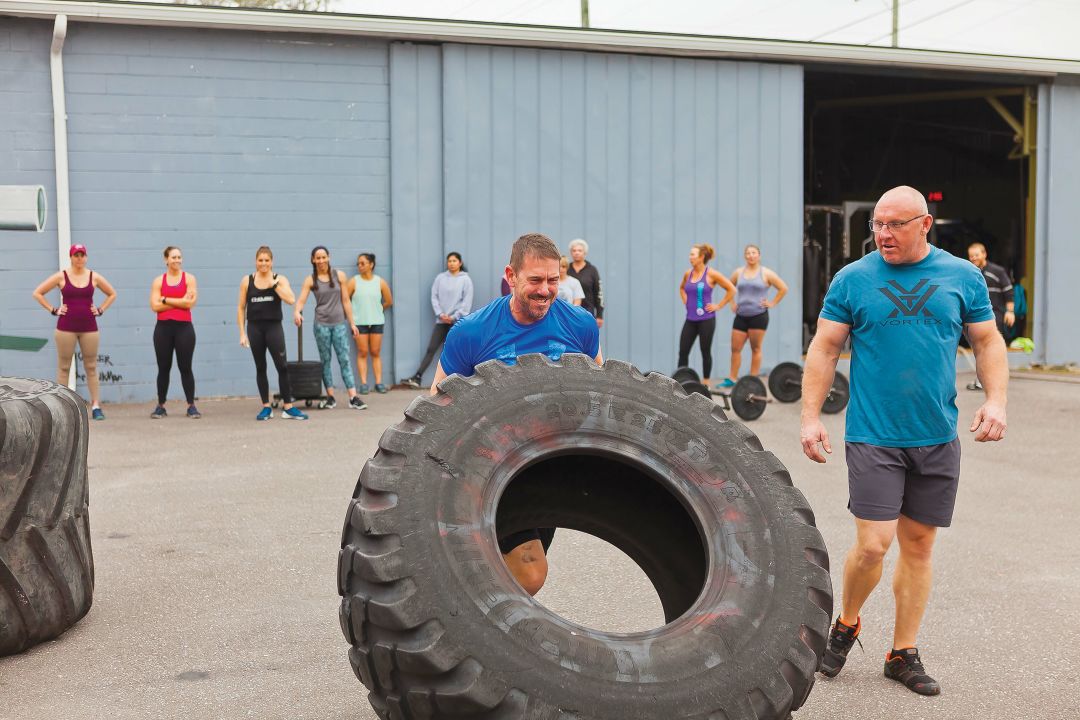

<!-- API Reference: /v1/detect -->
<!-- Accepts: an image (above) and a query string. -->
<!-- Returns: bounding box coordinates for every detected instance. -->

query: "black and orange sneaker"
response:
[884,647,941,696]
[820,616,862,677]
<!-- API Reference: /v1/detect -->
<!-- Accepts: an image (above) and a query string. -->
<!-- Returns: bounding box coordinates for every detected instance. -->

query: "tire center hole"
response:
[496,453,710,634]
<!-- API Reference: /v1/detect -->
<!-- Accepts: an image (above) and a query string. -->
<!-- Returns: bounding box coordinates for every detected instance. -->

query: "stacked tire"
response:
[338,354,832,719]
[0,377,94,656]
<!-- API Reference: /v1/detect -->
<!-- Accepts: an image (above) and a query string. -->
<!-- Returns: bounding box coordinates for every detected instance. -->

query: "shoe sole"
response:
[349,403,368,410]
[281,414,308,420]
[884,672,941,696]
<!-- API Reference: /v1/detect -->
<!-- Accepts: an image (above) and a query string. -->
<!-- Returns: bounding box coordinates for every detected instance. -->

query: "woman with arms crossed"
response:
[32,243,117,420]
[149,246,200,419]
[236,246,308,421]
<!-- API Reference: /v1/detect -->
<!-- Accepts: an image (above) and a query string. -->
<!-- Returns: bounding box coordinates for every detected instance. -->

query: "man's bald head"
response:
[877,185,928,216]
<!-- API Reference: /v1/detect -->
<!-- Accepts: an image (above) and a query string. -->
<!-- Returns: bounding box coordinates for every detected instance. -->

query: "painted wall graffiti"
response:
[75,353,123,384]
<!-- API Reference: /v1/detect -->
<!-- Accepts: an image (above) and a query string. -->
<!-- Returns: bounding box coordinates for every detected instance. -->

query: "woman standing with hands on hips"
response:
[347,253,393,394]
[719,244,788,389]
[149,246,200,419]
[236,246,307,421]
[402,251,473,389]
[32,243,117,421]
[676,243,736,386]
[294,246,366,410]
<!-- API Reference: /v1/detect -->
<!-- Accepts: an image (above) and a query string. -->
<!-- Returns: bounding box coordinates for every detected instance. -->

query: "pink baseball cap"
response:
[69,244,87,256]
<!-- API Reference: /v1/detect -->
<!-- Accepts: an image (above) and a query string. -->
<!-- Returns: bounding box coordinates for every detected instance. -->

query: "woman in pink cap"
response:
[32,244,118,420]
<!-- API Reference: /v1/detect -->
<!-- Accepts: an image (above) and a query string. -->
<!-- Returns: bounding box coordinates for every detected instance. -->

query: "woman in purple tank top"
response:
[676,243,736,385]
[720,244,788,388]
[32,244,118,420]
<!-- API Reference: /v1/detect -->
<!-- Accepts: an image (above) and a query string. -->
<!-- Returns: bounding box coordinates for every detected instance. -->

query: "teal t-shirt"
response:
[820,247,993,447]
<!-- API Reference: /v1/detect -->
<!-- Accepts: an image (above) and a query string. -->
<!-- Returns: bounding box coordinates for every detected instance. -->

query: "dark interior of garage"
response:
[802,68,1036,343]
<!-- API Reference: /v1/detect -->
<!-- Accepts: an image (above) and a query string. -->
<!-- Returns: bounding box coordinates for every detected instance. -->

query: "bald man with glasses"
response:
[800,185,1008,696]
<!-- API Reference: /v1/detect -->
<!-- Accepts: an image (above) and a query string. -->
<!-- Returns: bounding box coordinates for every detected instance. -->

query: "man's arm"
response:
[800,318,850,463]
[428,362,448,395]
[966,319,1008,441]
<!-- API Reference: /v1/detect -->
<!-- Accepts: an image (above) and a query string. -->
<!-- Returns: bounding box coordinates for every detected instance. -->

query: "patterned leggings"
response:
[314,322,356,391]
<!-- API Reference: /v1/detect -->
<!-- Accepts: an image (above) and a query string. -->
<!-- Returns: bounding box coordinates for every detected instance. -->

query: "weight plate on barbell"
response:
[731,375,768,421]
[672,366,701,385]
[822,371,850,415]
[768,361,803,403]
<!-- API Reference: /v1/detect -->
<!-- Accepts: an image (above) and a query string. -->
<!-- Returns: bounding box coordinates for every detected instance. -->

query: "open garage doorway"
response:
[802,69,1037,347]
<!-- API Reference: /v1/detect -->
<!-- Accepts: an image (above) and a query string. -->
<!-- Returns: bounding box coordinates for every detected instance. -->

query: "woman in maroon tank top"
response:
[32,244,117,420]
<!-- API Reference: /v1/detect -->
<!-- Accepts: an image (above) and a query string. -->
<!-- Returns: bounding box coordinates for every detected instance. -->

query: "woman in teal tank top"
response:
[347,252,393,393]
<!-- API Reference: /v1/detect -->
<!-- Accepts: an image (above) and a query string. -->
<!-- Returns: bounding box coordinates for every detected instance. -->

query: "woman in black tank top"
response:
[236,246,307,421]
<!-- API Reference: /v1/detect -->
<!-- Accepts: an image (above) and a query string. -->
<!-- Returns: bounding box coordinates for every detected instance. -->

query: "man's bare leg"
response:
[892,515,937,649]
[840,518,897,625]
[502,539,548,596]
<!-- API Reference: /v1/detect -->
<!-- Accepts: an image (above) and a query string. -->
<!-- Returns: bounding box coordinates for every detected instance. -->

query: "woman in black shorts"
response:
[236,246,307,421]
[720,244,788,388]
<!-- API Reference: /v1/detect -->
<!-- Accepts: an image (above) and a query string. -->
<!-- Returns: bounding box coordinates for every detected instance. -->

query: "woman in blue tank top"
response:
[719,244,788,388]
[676,243,736,385]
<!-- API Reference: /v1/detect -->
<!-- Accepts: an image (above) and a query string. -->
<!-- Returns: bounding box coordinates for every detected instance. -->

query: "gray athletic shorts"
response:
[845,439,962,527]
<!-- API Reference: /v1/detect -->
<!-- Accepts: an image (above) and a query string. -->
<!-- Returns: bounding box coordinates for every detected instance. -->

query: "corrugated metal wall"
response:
[1035,78,1080,366]
[391,43,804,382]
[0,20,392,401]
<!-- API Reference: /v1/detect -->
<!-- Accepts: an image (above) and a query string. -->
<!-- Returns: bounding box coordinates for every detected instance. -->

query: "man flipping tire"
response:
[429,232,602,595]
[800,185,1008,696]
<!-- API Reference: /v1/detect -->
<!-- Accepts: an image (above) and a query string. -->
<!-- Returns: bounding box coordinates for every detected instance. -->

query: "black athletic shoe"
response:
[884,647,941,696]
[349,396,368,411]
[401,376,421,389]
[324,395,337,409]
[820,617,862,678]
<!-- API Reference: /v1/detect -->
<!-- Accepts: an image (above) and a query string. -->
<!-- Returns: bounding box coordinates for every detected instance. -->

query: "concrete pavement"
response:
[1,372,1077,719]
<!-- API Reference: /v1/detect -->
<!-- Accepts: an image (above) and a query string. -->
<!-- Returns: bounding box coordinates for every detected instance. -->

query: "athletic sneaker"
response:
[282,407,309,420]
[91,407,105,421]
[256,407,273,421]
[401,376,421,389]
[324,395,337,409]
[717,378,736,389]
[966,380,983,391]
[349,396,368,411]
[151,405,167,419]
[374,384,388,394]
[820,616,862,678]
[358,384,369,395]
[884,647,941,696]
[186,405,201,419]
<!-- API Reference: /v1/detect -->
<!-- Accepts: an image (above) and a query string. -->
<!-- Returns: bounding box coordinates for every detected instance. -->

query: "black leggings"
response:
[415,322,452,376]
[248,320,291,404]
[153,320,197,405]
[677,317,717,379]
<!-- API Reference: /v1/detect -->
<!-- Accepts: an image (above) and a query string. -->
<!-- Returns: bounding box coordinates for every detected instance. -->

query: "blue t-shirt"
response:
[439,295,600,377]
[820,247,993,447]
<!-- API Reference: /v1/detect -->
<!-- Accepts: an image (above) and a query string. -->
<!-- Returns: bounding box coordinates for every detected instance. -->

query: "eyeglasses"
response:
[869,214,926,232]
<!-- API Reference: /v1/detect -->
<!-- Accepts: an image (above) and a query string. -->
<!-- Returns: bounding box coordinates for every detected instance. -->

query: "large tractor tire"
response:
[0,377,94,656]
[338,355,832,720]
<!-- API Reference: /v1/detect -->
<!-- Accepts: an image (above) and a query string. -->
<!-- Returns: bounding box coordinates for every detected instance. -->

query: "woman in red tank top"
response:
[149,246,200,419]
[31,244,118,420]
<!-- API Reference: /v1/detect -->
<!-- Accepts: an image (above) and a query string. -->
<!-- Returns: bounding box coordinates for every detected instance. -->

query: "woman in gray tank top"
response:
[719,244,788,388]
[293,246,366,410]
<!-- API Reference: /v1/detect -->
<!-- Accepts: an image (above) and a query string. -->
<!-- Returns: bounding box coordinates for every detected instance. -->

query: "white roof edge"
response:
[4,0,1080,78]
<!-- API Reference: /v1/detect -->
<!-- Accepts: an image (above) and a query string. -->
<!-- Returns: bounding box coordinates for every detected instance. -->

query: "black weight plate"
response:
[768,362,803,403]
[672,366,701,385]
[731,375,768,421]
[822,372,850,414]
[681,380,713,400]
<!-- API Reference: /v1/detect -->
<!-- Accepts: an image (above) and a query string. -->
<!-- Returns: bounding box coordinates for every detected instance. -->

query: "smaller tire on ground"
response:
[0,377,94,656]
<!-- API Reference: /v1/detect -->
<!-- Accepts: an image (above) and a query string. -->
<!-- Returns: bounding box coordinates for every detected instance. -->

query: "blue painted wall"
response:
[390,43,804,382]
[0,19,391,402]
[1034,78,1080,366]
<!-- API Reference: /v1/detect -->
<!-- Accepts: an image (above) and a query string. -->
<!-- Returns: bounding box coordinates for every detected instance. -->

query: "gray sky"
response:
[325,0,1080,61]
